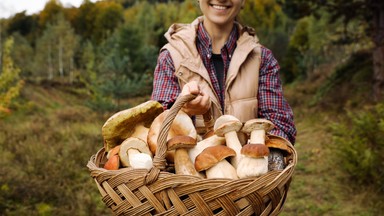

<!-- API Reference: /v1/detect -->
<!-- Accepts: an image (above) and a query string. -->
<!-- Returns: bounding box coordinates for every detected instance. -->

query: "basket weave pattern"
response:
[87,94,297,216]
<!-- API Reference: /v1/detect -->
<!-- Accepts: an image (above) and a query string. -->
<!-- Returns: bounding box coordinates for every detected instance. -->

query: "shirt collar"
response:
[197,22,238,59]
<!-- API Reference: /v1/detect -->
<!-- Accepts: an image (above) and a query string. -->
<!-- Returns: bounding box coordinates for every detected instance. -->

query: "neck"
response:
[203,20,234,54]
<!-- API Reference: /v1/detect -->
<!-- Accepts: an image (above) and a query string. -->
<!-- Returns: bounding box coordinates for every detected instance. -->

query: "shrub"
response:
[330,103,384,192]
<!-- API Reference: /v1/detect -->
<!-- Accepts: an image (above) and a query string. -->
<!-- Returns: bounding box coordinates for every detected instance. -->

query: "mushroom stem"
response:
[128,149,153,170]
[131,124,149,141]
[224,131,243,168]
[237,156,268,178]
[250,129,266,144]
[175,148,203,177]
[206,160,238,179]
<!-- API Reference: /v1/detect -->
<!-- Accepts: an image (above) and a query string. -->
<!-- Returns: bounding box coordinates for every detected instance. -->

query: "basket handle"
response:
[152,94,197,170]
[144,94,197,185]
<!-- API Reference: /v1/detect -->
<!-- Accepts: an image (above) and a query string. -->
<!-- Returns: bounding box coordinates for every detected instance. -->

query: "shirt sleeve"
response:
[258,47,297,144]
[151,49,181,110]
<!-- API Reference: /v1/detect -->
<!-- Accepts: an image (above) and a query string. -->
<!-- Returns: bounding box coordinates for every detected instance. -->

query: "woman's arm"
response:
[257,47,297,144]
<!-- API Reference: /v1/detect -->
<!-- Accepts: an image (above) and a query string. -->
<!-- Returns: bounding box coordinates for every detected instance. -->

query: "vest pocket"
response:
[229,98,258,123]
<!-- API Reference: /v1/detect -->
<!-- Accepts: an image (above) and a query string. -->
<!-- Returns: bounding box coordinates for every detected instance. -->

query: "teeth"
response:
[212,5,227,10]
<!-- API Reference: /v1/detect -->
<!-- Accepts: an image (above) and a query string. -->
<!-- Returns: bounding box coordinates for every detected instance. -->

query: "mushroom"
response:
[102,100,163,151]
[213,115,243,168]
[104,145,121,170]
[188,134,226,164]
[167,135,202,177]
[266,135,292,171]
[119,137,153,170]
[147,110,197,163]
[104,155,120,170]
[195,145,238,179]
[236,119,274,178]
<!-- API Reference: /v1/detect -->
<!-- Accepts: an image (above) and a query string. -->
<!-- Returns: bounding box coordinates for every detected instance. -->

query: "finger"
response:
[200,94,211,110]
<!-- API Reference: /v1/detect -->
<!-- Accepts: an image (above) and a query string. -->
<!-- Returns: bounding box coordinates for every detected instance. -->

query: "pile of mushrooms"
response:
[101,100,163,170]
[100,100,290,181]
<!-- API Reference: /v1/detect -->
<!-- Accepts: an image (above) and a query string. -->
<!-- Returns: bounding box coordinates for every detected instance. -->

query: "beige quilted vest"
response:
[162,17,262,133]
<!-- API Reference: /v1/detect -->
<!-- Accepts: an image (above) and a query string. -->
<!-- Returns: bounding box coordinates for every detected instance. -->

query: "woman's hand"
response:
[180,81,211,116]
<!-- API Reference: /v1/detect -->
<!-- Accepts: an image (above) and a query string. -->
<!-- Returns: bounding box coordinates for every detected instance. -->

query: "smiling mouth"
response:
[210,4,230,10]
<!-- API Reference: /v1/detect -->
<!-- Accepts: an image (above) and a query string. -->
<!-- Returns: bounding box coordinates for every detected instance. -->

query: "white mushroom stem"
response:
[188,135,225,164]
[206,160,238,180]
[237,156,268,178]
[250,129,266,144]
[128,149,153,170]
[224,131,243,168]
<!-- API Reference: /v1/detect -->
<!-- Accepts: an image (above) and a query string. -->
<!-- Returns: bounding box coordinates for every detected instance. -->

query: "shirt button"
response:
[178,71,183,76]
[207,54,211,58]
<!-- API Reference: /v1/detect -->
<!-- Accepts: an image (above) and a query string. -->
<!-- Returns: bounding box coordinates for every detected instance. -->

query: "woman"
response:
[151,0,296,144]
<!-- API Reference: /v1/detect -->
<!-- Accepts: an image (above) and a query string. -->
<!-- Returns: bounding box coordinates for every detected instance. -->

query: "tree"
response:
[279,0,384,101]
[34,13,80,81]
[0,37,24,116]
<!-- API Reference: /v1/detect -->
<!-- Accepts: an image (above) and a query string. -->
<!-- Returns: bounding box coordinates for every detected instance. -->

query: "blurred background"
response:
[0,0,383,215]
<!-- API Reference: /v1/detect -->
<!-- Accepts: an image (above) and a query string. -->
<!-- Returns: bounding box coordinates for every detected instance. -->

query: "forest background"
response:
[1,0,383,215]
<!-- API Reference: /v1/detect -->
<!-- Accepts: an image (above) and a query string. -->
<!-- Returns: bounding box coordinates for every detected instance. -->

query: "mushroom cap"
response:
[104,154,120,170]
[102,100,163,151]
[241,144,270,158]
[266,135,292,155]
[195,145,236,172]
[119,137,152,167]
[241,119,275,134]
[147,110,197,163]
[214,115,243,137]
[167,135,197,151]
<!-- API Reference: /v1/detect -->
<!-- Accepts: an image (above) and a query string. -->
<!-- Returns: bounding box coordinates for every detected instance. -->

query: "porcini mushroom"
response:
[188,134,226,164]
[213,115,243,168]
[266,135,292,171]
[119,137,153,170]
[195,145,238,179]
[167,135,201,177]
[147,110,197,163]
[102,100,163,151]
[236,119,274,178]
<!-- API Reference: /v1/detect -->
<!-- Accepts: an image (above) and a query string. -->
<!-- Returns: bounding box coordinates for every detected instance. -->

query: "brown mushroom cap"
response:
[195,145,236,172]
[102,100,163,151]
[167,135,197,151]
[147,110,197,163]
[119,137,152,167]
[241,144,270,158]
[266,135,292,155]
[241,119,275,134]
[214,115,243,137]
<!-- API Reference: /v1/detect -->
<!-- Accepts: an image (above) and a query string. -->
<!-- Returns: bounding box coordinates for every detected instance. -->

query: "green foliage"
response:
[329,103,384,193]
[310,50,372,106]
[280,17,309,82]
[240,0,293,61]
[0,37,24,117]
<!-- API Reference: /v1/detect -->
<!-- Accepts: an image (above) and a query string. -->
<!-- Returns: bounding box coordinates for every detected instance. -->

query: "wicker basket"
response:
[87,94,297,216]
